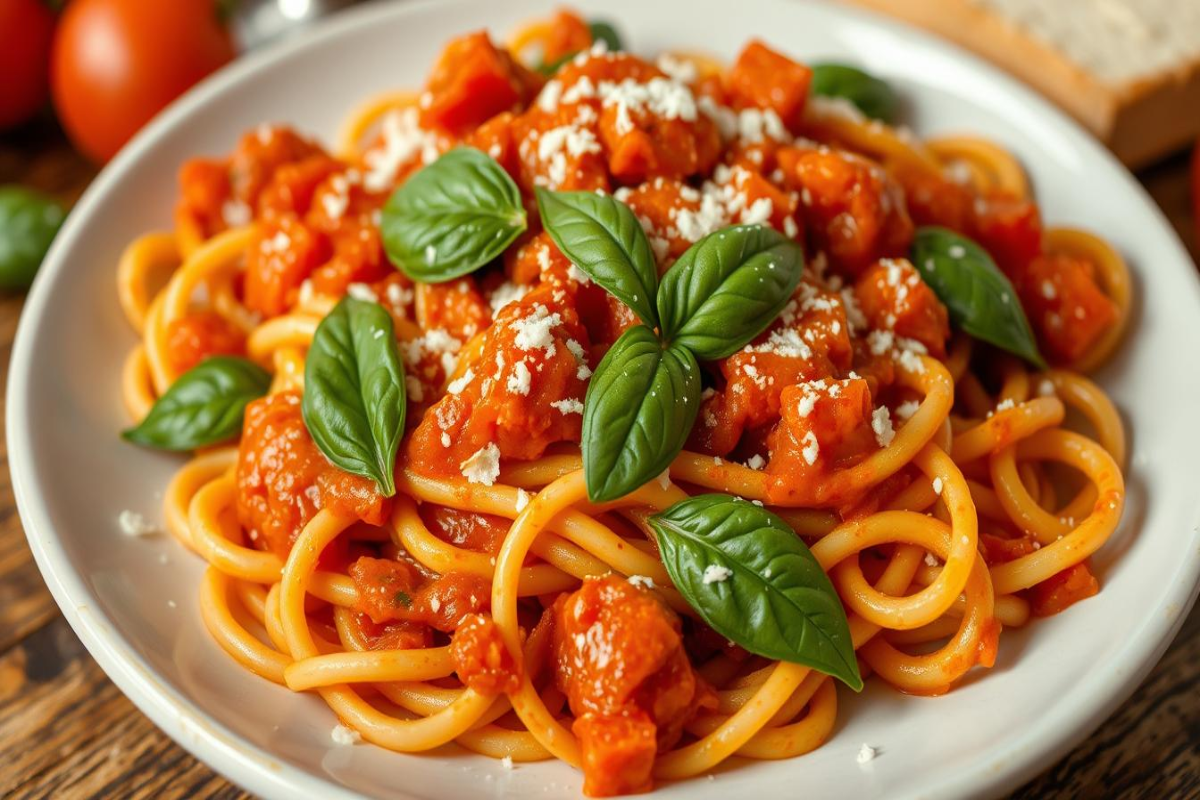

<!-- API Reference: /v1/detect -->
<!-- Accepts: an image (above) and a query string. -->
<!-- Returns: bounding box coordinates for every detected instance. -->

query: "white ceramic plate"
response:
[10,0,1200,797]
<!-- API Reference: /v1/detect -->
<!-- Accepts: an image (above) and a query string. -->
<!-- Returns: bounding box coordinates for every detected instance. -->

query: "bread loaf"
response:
[846,0,1200,167]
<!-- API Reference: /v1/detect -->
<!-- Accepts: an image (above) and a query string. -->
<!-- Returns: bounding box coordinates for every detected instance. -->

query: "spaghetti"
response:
[118,9,1129,797]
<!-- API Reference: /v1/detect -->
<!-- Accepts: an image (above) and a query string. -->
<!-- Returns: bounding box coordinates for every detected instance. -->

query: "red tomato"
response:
[50,0,235,163]
[1192,140,1200,247]
[0,0,57,129]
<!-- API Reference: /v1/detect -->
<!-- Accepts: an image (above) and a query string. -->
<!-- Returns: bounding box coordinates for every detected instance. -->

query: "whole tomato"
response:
[1192,140,1200,249]
[0,0,57,130]
[51,0,235,163]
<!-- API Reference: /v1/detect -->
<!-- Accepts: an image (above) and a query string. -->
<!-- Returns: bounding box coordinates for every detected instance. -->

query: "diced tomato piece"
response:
[405,285,591,475]
[349,556,424,624]
[972,192,1042,275]
[463,111,521,180]
[244,214,330,317]
[257,155,341,219]
[414,277,491,341]
[349,556,491,632]
[422,506,511,556]
[177,157,231,237]
[892,162,975,231]
[979,532,1039,565]
[420,31,543,135]
[164,311,246,375]
[351,614,433,651]
[450,613,521,694]
[765,376,876,504]
[1030,563,1099,616]
[726,41,812,129]
[237,392,388,557]
[539,10,593,64]
[690,280,852,456]
[552,576,714,797]
[853,258,950,357]
[228,125,327,209]
[780,146,912,276]
[1014,254,1118,363]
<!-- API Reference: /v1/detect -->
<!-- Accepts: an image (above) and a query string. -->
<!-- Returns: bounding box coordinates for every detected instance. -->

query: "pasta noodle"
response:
[117,10,1130,796]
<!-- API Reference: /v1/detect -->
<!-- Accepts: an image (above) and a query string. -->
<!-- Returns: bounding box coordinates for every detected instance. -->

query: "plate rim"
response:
[8,0,1200,798]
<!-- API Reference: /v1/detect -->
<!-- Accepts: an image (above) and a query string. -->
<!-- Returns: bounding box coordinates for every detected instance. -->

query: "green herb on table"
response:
[0,185,66,291]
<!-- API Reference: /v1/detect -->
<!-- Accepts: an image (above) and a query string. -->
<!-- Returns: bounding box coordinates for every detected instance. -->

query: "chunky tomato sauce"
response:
[552,576,714,796]
[195,13,1121,791]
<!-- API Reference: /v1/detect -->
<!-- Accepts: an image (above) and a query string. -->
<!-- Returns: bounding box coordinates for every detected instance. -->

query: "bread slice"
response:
[846,0,1200,167]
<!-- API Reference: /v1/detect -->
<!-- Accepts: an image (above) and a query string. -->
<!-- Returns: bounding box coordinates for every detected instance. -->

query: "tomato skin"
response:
[50,0,235,163]
[0,0,57,130]
[1192,140,1200,248]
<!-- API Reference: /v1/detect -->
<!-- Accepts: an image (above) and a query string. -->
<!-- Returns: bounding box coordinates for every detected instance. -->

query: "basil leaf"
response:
[810,63,899,123]
[302,297,406,496]
[0,185,66,290]
[537,188,660,327]
[911,226,1046,368]
[657,224,803,360]
[381,147,526,283]
[123,356,270,451]
[650,494,862,691]
[582,326,699,503]
[588,20,622,52]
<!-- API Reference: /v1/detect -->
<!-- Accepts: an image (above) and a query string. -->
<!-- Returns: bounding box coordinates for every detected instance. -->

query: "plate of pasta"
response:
[10,0,1200,798]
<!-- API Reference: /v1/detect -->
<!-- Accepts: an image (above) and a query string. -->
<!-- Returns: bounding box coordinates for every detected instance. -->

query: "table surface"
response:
[1,115,1198,800]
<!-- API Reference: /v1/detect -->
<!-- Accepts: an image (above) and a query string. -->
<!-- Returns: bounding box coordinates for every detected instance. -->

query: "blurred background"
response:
[0,1,1198,798]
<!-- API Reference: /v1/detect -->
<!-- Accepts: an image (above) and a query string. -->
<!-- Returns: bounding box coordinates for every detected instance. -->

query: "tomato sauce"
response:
[164,311,246,375]
[236,391,389,557]
[552,576,715,797]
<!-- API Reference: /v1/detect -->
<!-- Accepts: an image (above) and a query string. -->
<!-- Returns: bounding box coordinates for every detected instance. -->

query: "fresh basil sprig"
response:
[650,494,862,691]
[302,297,406,496]
[582,326,699,502]
[537,189,804,502]
[123,356,271,451]
[810,63,898,123]
[0,185,66,290]
[911,226,1046,368]
[381,147,526,283]
[657,225,803,359]
[536,188,660,327]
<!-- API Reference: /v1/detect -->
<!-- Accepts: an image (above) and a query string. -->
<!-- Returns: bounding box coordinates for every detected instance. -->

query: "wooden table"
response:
[1,118,1197,800]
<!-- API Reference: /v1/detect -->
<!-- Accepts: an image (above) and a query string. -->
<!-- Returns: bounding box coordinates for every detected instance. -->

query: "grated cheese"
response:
[460,443,502,486]
[550,398,584,415]
[118,510,159,537]
[488,281,531,314]
[499,360,529,398]
[346,283,378,303]
[801,431,820,465]
[447,368,474,395]
[871,406,896,448]
[702,564,733,584]
[331,724,362,746]
[511,304,562,357]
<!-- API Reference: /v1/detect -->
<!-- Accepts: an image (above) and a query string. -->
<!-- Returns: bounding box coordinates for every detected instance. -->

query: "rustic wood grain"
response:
[0,617,251,800]
[0,110,1197,800]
